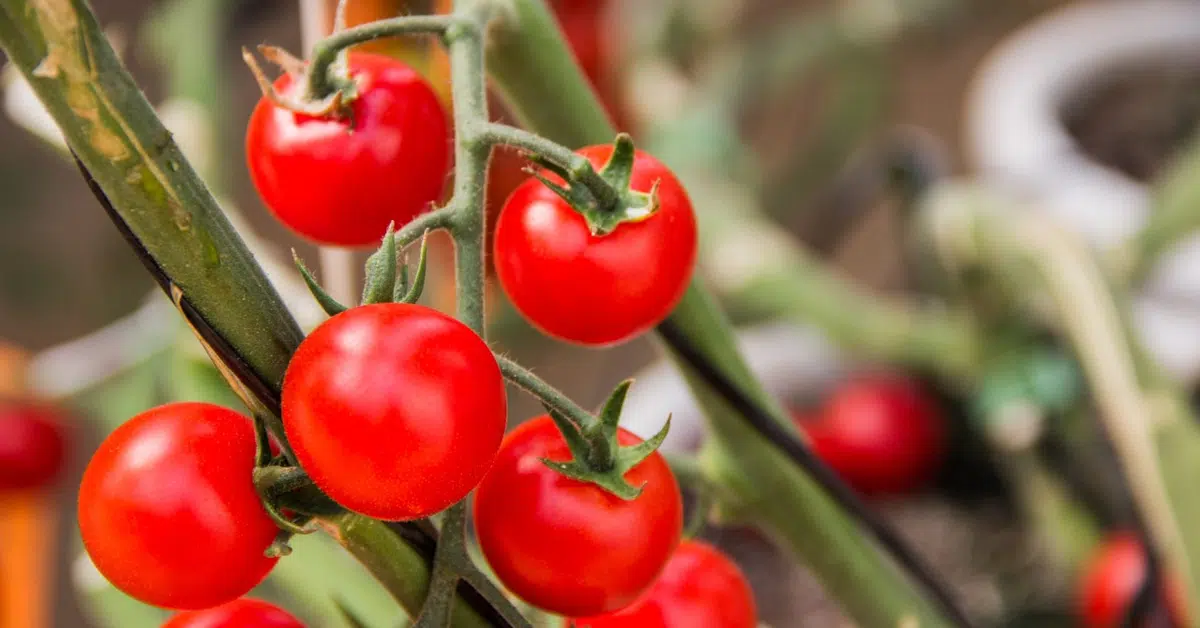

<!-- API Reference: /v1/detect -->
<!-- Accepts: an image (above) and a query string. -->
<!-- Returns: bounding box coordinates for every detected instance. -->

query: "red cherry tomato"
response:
[473,415,683,617]
[246,52,450,247]
[162,598,304,628]
[1079,532,1187,627]
[0,401,67,491]
[795,375,946,496]
[282,303,506,520]
[78,403,279,609]
[572,540,757,628]
[493,146,697,346]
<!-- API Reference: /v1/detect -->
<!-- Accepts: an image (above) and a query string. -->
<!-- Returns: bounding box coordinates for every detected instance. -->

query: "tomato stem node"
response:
[529,134,660,236]
[362,224,399,305]
[541,380,672,500]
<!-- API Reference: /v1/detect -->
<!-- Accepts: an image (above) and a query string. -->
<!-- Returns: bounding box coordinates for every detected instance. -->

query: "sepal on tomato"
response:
[242,45,357,118]
[394,232,430,305]
[361,224,398,305]
[541,380,672,500]
[294,227,430,316]
[293,252,349,316]
[530,134,659,236]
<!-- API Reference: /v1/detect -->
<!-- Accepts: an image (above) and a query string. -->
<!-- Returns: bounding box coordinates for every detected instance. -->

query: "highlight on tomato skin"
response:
[245,52,450,248]
[281,303,507,521]
[492,144,698,347]
[472,415,684,618]
[0,400,68,492]
[570,539,758,628]
[78,403,280,610]
[1078,532,1188,628]
[161,598,305,628]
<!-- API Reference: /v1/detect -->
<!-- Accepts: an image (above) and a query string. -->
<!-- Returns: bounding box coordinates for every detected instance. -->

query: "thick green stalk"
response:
[484,2,958,625]
[315,514,490,628]
[483,0,613,148]
[0,0,302,393]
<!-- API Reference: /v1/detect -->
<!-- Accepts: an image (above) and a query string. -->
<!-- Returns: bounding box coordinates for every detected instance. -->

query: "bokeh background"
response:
[3,0,1200,626]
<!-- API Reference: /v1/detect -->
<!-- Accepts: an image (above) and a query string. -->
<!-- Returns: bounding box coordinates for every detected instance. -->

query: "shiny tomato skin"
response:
[473,415,683,617]
[78,403,279,610]
[246,52,450,247]
[0,401,67,491]
[493,146,697,346]
[282,303,506,521]
[162,598,304,628]
[572,540,757,628]
[796,375,946,496]
[1079,532,1186,627]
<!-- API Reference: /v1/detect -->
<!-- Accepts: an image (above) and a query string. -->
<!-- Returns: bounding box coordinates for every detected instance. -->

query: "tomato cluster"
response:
[792,374,947,497]
[84,4,705,620]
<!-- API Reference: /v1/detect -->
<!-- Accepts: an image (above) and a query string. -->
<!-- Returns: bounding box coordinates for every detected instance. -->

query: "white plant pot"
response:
[965,0,1200,382]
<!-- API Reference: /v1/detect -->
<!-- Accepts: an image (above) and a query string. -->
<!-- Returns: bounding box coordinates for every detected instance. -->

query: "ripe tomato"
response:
[282,303,506,520]
[0,401,67,491]
[1079,532,1186,627]
[246,52,450,247]
[162,598,304,628]
[78,403,279,609]
[473,415,683,617]
[795,375,946,496]
[493,146,697,346]
[571,540,757,628]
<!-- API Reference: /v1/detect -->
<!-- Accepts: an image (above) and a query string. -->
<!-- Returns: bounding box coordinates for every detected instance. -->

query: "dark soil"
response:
[1063,62,1200,182]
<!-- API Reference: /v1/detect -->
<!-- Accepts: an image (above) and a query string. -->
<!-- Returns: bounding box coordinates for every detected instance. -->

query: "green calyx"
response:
[541,380,672,500]
[531,133,660,236]
[242,45,358,119]
[293,224,430,317]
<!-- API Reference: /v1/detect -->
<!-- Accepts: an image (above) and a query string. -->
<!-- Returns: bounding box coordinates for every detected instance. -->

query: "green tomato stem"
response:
[304,14,460,100]
[475,123,620,213]
[495,354,597,431]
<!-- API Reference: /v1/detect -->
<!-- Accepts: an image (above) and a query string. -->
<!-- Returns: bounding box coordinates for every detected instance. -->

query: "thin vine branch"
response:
[305,14,460,98]
[495,354,596,431]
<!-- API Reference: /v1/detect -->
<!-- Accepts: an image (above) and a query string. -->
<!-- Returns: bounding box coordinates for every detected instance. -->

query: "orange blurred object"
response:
[324,0,419,59]
[0,340,57,628]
